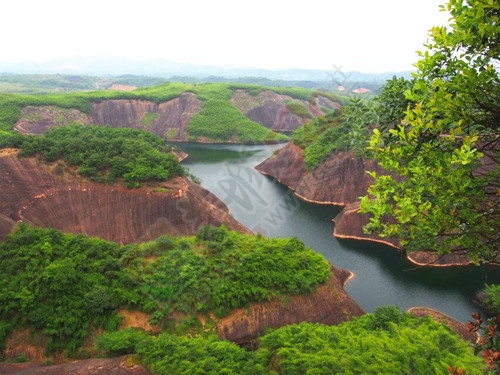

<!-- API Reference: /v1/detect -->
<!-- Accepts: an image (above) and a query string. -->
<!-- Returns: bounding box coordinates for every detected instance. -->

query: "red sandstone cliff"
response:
[13,91,339,140]
[14,93,202,141]
[0,149,248,243]
[256,142,387,205]
[217,265,364,344]
[231,90,341,132]
[89,93,202,140]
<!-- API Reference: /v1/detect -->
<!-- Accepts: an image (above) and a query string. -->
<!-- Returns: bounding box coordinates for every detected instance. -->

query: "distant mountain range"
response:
[0,56,412,84]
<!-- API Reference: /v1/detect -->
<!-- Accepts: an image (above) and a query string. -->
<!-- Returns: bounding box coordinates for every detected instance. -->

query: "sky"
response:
[1,0,451,73]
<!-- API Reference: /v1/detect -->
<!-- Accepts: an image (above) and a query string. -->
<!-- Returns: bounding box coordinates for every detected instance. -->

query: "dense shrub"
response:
[258,307,484,374]
[17,124,185,186]
[95,307,483,375]
[0,225,148,354]
[130,226,331,319]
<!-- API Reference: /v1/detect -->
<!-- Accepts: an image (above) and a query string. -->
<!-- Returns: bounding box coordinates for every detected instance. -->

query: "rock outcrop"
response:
[0,149,248,243]
[13,106,92,135]
[89,93,202,140]
[13,90,341,140]
[231,90,341,132]
[332,201,400,248]
[14,93,202,141]
[256,142,387,205]
[217,265,364,345]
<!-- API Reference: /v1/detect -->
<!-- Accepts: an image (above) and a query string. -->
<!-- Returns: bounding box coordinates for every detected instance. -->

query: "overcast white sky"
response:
[1,0,450,73]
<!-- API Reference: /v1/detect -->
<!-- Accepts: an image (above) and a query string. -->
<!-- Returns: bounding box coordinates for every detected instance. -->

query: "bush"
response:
[477,284,500,316]
[16,124,185,186]
[95,328,150,356]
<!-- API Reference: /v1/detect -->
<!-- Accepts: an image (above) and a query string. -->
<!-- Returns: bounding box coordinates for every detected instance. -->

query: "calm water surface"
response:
[179,142,500,322]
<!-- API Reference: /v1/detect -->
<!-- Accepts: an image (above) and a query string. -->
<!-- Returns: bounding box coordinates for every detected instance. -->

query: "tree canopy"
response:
[95,306,483,374]
[360,0,500,264]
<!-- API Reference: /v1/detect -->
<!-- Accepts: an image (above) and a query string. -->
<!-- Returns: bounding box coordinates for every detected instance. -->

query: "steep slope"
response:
[14,93,201,141]
[231,90,341,132]
[256,142,386,205]
[0,149,248,243]
[217,265,364,345]
[89,93,202,140]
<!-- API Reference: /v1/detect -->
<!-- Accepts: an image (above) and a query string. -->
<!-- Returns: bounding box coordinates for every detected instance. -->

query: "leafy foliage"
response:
[258,306,484,374]
[291,76,414,170]
[95,328,151,356]
[95,307,483,374]
[0,225,332,355]
[186,83,287,143]
[285,100,311,119]
[478,284,500,316]
[293,97,377,168]
[16,124,185,187]
[127,226,331,319]
[466,312,500,373]
[0,224,147,355]
[137,333,265,375]
[360,0,500,264]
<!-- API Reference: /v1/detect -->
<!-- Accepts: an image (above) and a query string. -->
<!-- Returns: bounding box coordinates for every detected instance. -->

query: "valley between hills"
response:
[0,80,489,374]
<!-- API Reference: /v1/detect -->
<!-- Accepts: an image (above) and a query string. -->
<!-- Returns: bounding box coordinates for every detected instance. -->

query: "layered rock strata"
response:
[217,265,364,345]
[0,149,248,243]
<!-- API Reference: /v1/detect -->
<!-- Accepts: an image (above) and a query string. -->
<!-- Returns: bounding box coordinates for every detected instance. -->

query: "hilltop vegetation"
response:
[0,225,330,357]
[0,74,168,94]
[0,225,482,373]
[292,76,413,169]
[0,82,348,144]
[94,306,482,375]
[7,124,186,188]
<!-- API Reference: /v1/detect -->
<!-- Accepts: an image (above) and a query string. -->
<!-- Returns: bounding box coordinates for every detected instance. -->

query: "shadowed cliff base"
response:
[0,149,249,243]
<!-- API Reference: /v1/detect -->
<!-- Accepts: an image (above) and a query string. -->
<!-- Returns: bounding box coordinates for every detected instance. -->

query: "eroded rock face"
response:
[332,201,400,248]
[13,90,339,140]
[0,149,248,243]
[217,265,364,345]
[89,93,202,140]
[256,143,387,205]
[231,90,341,132]
[255,143,391,246]
[13,93,202,141]
[13,106,92,135]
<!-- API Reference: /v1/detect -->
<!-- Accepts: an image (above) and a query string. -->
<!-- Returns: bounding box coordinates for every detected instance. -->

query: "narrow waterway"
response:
[179,142,500,322]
